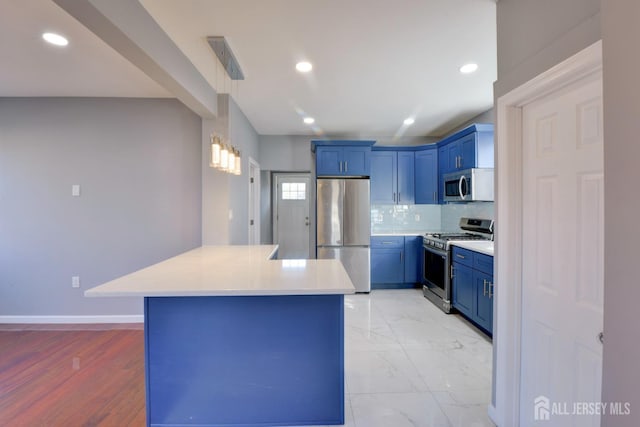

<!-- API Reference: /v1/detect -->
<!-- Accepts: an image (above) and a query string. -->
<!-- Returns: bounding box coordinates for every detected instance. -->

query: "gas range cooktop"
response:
[423,218,494,250]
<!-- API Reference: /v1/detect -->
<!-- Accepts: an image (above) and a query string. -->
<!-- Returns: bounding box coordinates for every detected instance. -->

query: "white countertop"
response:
[451,240,494,256]
[85,245,356,297]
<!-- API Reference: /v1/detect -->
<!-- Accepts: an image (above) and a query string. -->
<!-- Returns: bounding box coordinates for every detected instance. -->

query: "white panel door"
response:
[275,174,310,259]
[520,72,603,426]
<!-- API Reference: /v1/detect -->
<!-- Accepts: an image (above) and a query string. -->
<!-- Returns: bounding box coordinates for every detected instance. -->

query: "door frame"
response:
[493,40,602,426]
[248,157,261,245]
[272,172,311,257]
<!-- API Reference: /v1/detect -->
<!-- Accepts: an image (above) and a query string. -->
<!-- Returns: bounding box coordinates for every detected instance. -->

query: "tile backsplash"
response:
[441,202,495,231]
[371,204,441,234]
[371,202,494,234]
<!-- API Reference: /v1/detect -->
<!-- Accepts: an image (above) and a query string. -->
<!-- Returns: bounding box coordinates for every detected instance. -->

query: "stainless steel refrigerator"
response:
[316,178,370,292]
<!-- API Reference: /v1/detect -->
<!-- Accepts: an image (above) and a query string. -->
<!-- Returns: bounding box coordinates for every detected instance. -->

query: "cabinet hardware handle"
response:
[456,254,465,259]
[382,241,394,245]
[489,282,493,298]
[433,191,436,202]
[339,161,343,173]
[483,279,487,296]
[400,252,403,263]
[345,161,348,173]
[450,265,455,279]
[393,192,396,202]
[398,192,401,202]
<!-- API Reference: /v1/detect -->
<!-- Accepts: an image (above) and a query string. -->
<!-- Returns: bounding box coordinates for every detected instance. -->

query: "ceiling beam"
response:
[53,0,218,118]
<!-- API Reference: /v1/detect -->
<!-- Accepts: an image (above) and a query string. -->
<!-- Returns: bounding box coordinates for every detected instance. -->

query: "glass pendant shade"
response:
[210,135,221,167]
[234,151,242,175]
[228,150,236,173]
[220,145,229,170]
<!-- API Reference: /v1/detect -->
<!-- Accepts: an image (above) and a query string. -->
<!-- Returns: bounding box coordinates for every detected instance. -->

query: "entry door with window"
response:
[274,174,310,259]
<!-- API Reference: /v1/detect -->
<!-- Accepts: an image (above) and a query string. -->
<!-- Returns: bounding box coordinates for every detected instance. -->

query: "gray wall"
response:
[202,94,259,245]
[495,0,600,97]
[228,96,260,244]
[258,135,313,171]
[0,98,202,316]
[601,1,640,425]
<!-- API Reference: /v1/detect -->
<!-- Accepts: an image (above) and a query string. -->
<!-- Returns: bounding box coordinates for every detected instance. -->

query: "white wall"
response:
[601,1,640,424]
[0,98,202,317]
[258,135,313,171]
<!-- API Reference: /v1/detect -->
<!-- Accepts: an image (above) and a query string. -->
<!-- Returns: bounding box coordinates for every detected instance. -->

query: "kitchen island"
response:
[86,245,355,427]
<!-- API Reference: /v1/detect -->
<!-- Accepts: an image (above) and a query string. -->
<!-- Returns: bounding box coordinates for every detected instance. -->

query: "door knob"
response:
[597,332,604,344]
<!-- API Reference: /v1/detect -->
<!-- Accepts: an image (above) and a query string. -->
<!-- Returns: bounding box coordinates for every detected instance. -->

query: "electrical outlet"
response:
[414,214,421,222]
[71,276,80,288]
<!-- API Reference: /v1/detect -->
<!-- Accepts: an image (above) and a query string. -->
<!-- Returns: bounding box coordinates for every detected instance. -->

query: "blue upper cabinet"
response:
[370,151,396,204]
[342,146,371,176]
[370,150,414,204]
[437,124,494,172]
[397,152,415,205]
[414,147,438,204]
[313,141,374,177]
[316,146,342,176]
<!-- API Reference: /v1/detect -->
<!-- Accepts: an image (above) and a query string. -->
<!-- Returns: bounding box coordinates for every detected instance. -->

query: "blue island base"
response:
[144,295,345,427]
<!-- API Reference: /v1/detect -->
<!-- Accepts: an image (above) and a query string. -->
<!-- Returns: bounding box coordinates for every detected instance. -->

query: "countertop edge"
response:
[450,241,494,256]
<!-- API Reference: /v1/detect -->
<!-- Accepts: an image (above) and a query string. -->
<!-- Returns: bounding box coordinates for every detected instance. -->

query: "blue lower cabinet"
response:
[371,247,404,284]
[371,236,422,288]
[451,247,494,336]
[474,270,493,333]
[452,262,473,317]
[403,236,422,284]
[145,295,345,426]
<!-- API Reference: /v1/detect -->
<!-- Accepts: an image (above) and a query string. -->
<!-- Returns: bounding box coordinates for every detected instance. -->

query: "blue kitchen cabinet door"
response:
[447,141,462,171]
[474,270,493,334]
[371,247,404,284]
[403,236,422,284]
[452,262,473,318]
[316,146,342,176]
[343,146,371,176]
[370,151,397,204]
[397,152,415,204]
[415,148,438,204]
[459,133,476,170]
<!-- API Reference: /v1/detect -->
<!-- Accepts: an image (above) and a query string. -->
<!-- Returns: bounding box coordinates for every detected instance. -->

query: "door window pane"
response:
[282,182,306,200]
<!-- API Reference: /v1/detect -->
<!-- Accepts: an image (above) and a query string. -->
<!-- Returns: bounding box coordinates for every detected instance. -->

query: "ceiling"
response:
[0,0,497,138]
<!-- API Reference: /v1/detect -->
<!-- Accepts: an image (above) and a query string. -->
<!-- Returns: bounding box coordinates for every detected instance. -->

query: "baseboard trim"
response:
[488,404,498,426]
[0,315,143,324]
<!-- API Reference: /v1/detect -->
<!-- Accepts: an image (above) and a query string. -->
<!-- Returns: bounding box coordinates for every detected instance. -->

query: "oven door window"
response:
[423,248,446,291]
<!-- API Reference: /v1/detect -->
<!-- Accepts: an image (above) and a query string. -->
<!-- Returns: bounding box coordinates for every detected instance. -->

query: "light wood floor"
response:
[0,325,145,426]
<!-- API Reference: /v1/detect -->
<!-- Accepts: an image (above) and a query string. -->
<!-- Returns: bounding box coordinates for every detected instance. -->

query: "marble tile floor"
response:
[312,288,495,427]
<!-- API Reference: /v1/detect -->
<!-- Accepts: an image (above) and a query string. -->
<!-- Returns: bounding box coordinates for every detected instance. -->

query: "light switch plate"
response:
[72,185,80,197]
[71,276,80,288]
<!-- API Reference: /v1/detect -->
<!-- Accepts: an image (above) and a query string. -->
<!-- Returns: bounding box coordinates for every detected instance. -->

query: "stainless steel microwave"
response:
[443,168,494,202]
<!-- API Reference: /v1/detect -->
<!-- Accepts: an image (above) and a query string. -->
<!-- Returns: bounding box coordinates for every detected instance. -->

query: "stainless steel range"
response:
[422,218,493,313]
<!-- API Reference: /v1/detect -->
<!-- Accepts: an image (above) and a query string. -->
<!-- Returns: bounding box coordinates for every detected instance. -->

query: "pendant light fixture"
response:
[207,36,245,176]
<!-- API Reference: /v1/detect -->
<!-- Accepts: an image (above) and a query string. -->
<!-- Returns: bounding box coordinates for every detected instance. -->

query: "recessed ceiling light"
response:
[403,117,415,126]
[42,32,69,47]
[296,61,313,73]
[459,63,478,74]
[303,117,315,124]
